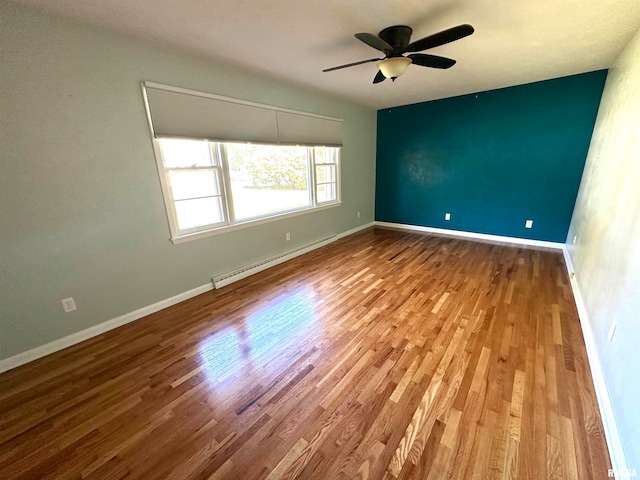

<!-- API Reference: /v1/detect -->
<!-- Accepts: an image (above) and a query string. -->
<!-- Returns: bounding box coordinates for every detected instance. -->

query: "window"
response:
[157,138,340,241]
[224,144,311,221]
[142,82,343,242]
[159,139,225,232]
[314,147,338,204]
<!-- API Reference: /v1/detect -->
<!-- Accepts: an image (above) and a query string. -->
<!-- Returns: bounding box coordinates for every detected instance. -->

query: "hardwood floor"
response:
[0,227,611,479]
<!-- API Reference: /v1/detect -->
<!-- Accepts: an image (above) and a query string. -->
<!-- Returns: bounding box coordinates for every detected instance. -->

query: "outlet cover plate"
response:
[61,297,77,313]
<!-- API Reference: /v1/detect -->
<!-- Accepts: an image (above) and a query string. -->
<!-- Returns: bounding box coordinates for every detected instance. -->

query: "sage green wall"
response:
[0,2,376,360]
[566,28,640,469]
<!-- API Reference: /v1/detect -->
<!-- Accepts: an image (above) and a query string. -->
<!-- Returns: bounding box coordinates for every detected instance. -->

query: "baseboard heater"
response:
[212,234,337,289]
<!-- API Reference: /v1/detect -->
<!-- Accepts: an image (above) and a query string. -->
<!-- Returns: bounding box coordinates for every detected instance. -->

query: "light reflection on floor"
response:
[198,287,318,383]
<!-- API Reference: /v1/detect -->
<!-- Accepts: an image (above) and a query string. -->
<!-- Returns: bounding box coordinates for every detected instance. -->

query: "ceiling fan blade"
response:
[323,57,383,72]
[407,53,456,69]
[405,24,474,52]
[355,33,393,53]
[373,70,386,84]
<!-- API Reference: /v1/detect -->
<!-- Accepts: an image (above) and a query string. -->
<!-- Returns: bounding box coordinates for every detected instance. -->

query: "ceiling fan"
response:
[323,24,474,83]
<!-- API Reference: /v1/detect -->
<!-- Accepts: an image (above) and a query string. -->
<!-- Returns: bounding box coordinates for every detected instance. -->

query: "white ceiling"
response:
[14,0,640,109]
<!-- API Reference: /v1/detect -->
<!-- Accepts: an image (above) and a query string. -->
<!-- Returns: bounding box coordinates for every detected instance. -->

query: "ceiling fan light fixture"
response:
[378,57,412,80]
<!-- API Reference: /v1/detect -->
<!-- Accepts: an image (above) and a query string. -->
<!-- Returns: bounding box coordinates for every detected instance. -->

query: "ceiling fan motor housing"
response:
[378,25,413,56]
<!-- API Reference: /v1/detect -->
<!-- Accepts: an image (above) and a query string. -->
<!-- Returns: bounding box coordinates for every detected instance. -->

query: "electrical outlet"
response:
[525,219,533,229]
[61,297,77,313]
[286,232,290,241]
[444,213,451,221]
[608,322,617,342]
[357,211,360,218]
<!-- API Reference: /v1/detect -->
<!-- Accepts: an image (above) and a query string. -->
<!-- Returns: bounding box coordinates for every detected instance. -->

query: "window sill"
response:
[170,201,342,244]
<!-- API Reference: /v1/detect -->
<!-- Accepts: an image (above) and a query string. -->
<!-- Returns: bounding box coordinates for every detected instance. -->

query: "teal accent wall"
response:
[375,71,607,242]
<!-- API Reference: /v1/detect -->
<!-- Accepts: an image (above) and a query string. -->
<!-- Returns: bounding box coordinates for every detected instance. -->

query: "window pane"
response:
[317,183,336,203]
[175,197,224,230]
[159,138,213,167]
[314,146,337,164]
[169,169,220,200]
[315,165,335,183]
[225,144,311,220]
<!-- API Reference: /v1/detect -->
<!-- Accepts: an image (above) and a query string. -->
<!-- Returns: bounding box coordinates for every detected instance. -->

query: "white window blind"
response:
[143,82,343,147]
[276,111,342,147]
[144,87,278,144]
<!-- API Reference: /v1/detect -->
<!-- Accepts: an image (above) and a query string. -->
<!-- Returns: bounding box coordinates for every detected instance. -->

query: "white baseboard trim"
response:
[0,283,214,374]
[212,222,374,289]
[337,221,374,239]
[0,222,374,374]
[213,235,338,288]
[375,221,564,249]
[562,247,629,477]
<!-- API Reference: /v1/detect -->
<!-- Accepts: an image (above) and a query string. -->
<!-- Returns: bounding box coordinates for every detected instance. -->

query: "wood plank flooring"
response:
[0,227,611,479]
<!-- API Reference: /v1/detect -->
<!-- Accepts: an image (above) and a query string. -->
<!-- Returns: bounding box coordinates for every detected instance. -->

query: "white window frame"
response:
[313,147,340,206]
[162,142,228,236]
[151,138,341,244]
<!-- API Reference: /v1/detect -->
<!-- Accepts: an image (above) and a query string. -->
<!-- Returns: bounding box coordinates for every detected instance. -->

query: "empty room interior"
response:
[1,0,639,478]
